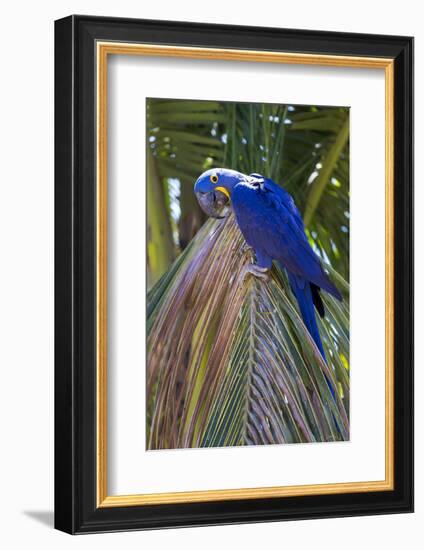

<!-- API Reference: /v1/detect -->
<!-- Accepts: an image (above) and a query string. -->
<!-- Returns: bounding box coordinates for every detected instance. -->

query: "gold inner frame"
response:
[96,42,395,508]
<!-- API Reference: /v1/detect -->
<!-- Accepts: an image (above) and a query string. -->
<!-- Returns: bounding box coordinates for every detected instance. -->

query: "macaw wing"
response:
[233,179,342,300]
[249,173,306,232]
[260,176,306,233]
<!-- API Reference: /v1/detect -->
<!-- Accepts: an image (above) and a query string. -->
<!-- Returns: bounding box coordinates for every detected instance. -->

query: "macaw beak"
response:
[195,189,230,219]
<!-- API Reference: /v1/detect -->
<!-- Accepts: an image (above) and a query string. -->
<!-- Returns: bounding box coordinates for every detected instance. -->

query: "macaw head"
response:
[194,168,262,218]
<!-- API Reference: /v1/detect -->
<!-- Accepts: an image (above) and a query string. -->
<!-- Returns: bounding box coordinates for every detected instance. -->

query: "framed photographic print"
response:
[54,15,414,534]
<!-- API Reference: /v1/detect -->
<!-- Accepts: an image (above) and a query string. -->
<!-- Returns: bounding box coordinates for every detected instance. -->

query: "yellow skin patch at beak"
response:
[215,186,230,199]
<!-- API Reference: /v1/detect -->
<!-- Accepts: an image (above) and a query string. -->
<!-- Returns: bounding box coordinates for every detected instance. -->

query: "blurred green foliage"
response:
[147,99,349,288]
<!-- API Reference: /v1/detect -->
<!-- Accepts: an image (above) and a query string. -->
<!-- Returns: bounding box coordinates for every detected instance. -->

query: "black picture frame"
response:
[55,15,414,534]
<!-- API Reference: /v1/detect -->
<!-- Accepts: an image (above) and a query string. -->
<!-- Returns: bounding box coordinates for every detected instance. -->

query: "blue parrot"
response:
[194,168,342,361]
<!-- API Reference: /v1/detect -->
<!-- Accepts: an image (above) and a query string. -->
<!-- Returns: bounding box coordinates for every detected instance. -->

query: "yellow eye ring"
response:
[210,174,219,184]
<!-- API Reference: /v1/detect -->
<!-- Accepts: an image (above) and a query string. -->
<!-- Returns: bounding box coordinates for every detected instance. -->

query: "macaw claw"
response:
[240,242,253,255]
[241,263,269,283]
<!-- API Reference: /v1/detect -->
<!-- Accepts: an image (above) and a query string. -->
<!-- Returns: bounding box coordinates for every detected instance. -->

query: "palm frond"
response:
[147,216,349,449]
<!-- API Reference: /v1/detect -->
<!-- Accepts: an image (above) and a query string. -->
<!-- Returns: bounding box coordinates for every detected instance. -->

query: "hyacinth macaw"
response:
[194,168,342,361]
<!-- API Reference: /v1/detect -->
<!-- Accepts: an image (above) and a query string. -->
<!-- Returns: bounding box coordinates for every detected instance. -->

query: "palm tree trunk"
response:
[147,148,175,286]
[178,179,205,250]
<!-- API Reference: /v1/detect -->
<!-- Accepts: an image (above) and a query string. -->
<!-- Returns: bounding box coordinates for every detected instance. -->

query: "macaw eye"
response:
[210,174,219,184]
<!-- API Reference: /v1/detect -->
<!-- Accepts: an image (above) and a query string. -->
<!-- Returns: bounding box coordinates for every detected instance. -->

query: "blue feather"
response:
[287,271,338,403]
[287,271,326,360]
[232,177,342,301]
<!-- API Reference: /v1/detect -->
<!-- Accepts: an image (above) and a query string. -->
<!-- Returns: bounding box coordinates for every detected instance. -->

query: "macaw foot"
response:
[240,242,253,255]
[241,263,269,283]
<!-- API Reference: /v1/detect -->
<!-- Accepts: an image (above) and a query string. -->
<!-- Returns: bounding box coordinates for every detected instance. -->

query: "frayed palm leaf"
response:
[147,215,349,450]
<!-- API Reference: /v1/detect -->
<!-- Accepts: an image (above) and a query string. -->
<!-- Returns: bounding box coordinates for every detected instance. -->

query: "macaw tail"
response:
[287,271,326,361]
[286,270,340,429]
